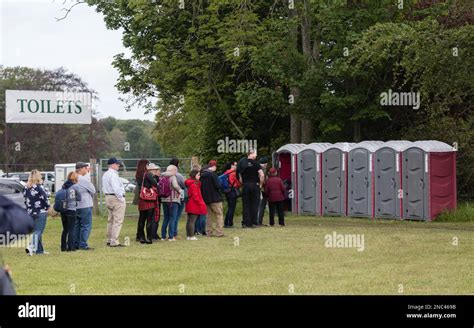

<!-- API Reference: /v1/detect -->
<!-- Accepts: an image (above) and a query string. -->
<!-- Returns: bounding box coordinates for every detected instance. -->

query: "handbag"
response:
[139,174,158,201]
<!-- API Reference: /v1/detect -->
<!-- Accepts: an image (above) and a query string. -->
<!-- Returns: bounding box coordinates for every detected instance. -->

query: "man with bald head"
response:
[237,149,264,228]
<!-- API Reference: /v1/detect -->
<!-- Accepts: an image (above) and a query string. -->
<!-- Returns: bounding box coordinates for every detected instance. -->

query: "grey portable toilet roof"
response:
[276,143,306,154]
[412,140,455,152]
[383,140,414,151]
[298,143,332,153]
[326,142,357,152]
[352,141,384,152]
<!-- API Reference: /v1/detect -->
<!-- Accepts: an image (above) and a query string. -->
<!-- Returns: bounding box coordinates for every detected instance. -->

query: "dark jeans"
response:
[269,201,285,226]
[195,214,206,234]
[137,208,154,241]
[152,219,160,240]
[224,190,237,227]
[257,193,267,225]
[74,207,92,249]
[186,214,199,237]
[61,210,76,251]
[242,183,260,227]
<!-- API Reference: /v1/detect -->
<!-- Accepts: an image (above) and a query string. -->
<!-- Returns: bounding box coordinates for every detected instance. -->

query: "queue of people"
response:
[23,162,97,255]
[21,151,286,255]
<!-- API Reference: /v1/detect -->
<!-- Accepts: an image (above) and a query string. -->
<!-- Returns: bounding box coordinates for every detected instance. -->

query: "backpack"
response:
[158,176,172,198]
[218,172,231,193]
[53,189,68,213]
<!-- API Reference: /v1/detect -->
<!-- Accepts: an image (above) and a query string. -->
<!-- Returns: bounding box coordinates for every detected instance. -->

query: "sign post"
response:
[5,89,93,193]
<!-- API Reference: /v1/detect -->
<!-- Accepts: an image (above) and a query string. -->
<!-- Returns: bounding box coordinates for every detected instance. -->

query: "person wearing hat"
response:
[264,167,286,226]
[257,157,269,226]
[160,165,183,241]
[102,157,126,247]
[237,149,264,228]
[200,160,224,237]
[135,161,160,244]
[169,158,186,239]
[73,162,96,250]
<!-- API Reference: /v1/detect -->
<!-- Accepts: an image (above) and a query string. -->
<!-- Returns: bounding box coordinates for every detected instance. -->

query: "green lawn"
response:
[2,212,473,295]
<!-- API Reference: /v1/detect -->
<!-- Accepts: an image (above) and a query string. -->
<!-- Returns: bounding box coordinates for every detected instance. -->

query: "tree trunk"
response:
[299,0,313,143]
[301,119,313,143]
[354,121,361,142]
[290,113,301,144]
[289,3,301,143]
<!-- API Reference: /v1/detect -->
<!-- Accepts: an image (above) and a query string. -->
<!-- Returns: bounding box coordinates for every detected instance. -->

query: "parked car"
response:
[120,177,136,193]
[41,172,55,192]
[0,178,26,208]
[3,172,29,183]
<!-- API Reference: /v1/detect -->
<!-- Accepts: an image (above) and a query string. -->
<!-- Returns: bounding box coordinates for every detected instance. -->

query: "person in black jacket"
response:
[237,149,264,228]
[0,194,35,295]
[199,160,224,237]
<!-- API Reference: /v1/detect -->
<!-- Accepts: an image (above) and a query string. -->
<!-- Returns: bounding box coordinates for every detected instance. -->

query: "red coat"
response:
[264,176,286,203]
[224,169,242,188]
[185,178,207,215]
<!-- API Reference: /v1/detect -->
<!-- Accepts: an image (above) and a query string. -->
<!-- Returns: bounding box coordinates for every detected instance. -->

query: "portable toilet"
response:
[54,163,78,192]
[402,141,457,220]
[347,141,384,218]
[374,140,414,219]
[322,142,357,216]
[297,143,332,215]
[273,143,306,214]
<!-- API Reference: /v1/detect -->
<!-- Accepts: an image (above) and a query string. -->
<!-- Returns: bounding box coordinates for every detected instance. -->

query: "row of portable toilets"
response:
[272,141,457,221]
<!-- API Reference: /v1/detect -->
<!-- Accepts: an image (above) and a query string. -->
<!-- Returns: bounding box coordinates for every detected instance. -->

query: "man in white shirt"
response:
[102,157,126,247]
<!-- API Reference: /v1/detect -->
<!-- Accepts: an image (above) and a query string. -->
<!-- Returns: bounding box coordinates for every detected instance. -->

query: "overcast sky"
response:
[0,0,155,121]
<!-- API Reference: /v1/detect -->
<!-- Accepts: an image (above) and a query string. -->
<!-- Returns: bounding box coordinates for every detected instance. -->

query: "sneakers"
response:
[25,247,34,256]
[168,238,176,242]
[186,236,198,241]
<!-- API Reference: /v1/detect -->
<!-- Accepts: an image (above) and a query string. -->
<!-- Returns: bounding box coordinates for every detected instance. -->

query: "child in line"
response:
[185,169,207,240]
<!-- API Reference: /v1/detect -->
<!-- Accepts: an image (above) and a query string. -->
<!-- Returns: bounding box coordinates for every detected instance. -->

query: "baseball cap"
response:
[75,162,89,170]
[208,160,217,167]
[107,157,122,165]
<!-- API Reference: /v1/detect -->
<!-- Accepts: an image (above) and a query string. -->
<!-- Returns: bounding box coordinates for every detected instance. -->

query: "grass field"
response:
[2,207,473,295]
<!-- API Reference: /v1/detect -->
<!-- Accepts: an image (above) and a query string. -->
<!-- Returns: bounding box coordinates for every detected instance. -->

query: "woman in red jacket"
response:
[185,169,207,240]
[264,168,286,226]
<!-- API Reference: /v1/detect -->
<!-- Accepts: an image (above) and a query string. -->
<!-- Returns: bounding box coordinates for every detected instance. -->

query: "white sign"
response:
[6,90,92,124]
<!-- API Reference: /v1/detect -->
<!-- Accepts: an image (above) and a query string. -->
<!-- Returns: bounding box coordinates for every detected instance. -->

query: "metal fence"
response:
[97,158,193,216]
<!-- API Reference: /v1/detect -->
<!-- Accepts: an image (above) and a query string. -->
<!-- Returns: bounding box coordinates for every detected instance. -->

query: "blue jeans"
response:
[173,202,185,237]
[161,202,179,239]
[30,212,47,254]
[195,214,207,234]
[74,207,93,249]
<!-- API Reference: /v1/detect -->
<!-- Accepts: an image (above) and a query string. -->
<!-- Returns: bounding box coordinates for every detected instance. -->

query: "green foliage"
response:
[88,0,473,199]
[436,202,474,222]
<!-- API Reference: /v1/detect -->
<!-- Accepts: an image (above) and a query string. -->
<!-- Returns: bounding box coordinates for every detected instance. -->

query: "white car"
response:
[120,178,136,193]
